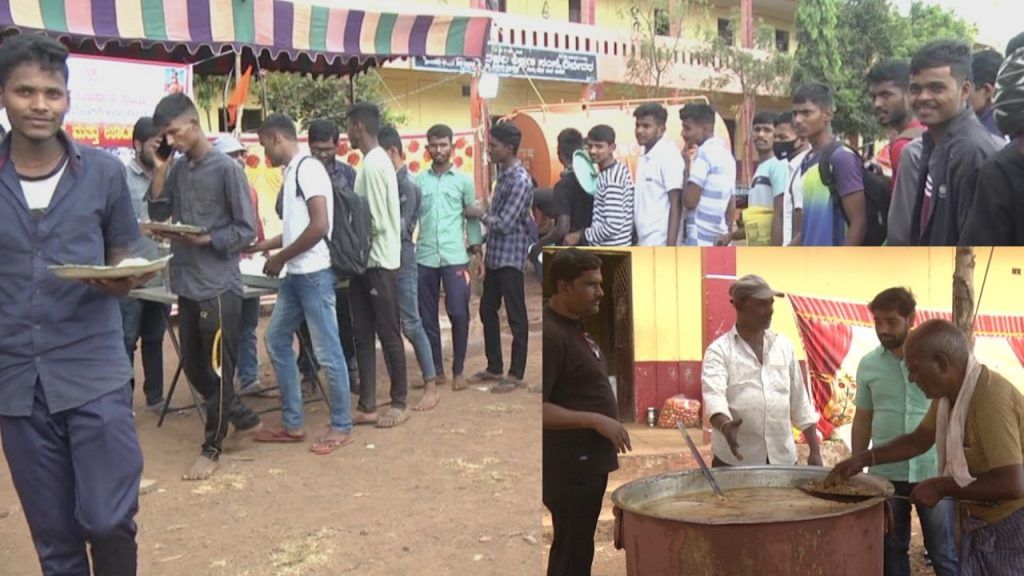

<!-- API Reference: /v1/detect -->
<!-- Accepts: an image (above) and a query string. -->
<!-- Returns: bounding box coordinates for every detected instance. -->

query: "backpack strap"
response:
[294,156,312,200]
[817,141,846,223]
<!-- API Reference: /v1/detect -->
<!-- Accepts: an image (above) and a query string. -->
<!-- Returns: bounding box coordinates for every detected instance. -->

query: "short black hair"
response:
[680,103,716,126]
[910,40,973,83]
[557,128,584,160]
[867,58,910,90]
[132,117,158,144]
[774,111,794,127]
[752,110,777,127]
[633,102,668,125]
[346,102,381,137]
[587,124,616,144]
[869,287,916,319]
[972,49,1004,88]
[426,123,454,143]
[793,83,835,110]
[1007,31,1024,58]
[378,124,402,155]
[548,248,602,292]
[0,34,69,87]
[490,122,522,154]
[257,113,298,140]
[308,118,340,144]
[153,93,199,129]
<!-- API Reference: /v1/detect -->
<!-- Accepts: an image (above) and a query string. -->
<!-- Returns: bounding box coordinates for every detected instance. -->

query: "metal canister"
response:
[647,407,657,427]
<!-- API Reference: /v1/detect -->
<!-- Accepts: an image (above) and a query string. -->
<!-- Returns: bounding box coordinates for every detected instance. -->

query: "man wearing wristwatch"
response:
[701,275,822,467]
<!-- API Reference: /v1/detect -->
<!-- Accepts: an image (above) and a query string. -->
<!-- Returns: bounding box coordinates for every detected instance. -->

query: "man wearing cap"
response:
[701,275,822,467]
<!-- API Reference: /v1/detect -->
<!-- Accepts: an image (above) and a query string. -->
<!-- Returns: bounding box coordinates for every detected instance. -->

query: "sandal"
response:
[472,370,503,383]
[253,428,306,443]
[376,407,410,428]
[490,377,525,394]
[310,432,354,455]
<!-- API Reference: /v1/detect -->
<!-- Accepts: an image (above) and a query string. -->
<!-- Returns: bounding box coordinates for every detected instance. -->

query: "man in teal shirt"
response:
[416,124,483,392]
[852,287,958,576]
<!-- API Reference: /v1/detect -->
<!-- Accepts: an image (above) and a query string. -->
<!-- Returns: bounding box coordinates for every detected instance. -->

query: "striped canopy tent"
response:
[0,0,493,75]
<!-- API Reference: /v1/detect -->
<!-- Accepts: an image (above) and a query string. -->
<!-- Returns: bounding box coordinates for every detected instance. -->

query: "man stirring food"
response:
[701,275,822,467]
[828,319,1024,574]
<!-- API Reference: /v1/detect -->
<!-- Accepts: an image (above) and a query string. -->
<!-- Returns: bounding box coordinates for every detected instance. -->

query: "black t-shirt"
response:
[963,141,1024,245]
[543,306,619,481]
[532,186,569,218]
[555,169,594,232]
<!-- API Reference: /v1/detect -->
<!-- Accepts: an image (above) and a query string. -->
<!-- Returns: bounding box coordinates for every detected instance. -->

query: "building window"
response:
[717,18,734,45]
[775,29,790,52]
[485,0,506,12]
[569,0,582,23]
[654,8,670,36]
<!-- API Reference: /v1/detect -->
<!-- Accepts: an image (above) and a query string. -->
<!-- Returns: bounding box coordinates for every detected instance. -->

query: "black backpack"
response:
[290,157,373,279]
[818,141,890,245]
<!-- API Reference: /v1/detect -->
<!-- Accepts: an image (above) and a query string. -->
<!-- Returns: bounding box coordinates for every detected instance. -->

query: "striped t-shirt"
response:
[685,136,735,246]
[583,161,634,246]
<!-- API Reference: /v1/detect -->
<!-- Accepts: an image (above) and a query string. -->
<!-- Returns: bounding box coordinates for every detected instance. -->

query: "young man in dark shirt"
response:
[970,49,1006,138]
[543,248,631,576]
[908,40,1003,245]
[554,128,593,233]
[962,47,1024,245]
[0,35,146,575]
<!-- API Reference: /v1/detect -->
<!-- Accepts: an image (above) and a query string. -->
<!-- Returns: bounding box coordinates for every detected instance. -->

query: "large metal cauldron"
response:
[611,466,893,576]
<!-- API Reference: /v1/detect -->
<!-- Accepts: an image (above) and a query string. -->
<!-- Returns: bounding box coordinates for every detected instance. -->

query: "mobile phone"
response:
[156,136,173,160]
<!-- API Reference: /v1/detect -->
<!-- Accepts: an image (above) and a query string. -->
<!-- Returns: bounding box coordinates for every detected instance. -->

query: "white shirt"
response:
[282,153,334,275]
[633,137,685,246]
[685,136,735,246]
[21,160,67,210]
[701,327,819,466]
[783,150,809,245]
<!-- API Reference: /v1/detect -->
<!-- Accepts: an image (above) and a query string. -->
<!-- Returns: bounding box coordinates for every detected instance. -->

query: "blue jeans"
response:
[265,269,353,433]
[119,297,169,407]
[885,481,959,576]
[237,297,261,386]
[398,265,437,382]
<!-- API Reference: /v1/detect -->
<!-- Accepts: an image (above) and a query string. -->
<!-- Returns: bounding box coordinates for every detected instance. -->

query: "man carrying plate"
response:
[0,35,151,575]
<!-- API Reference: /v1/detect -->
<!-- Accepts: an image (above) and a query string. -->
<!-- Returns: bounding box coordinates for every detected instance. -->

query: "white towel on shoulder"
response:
[936,355,981,488]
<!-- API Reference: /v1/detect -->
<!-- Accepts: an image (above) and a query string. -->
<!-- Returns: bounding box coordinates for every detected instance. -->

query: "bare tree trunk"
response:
[952,247,976,349]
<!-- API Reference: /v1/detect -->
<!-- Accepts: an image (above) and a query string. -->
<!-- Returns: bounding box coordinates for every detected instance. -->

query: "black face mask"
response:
[774,140,797,161]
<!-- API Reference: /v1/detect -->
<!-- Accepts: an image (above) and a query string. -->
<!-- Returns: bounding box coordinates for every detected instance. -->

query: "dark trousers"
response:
[543,473,608,576]
[480,267,529,379]
[350,268,408,412]
[1,382,142,576]
[296,283,357,382]
[178,293,260,457]
[119,297,170,407]
[418,264,472,377]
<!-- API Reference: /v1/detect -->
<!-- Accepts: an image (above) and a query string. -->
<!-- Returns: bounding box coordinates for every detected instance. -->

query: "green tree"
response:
[792,0,842,91]
[621,0,709,97]
[899,1,976,58]
[263,72,406,131]
[193,74,227,130]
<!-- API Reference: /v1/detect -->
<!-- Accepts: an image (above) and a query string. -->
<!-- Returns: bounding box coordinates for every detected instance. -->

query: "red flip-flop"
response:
[310,434,354,455]
[253,428,306,443]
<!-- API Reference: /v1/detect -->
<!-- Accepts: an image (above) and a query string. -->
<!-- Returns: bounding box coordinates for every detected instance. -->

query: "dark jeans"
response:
[418,264,472,377]
[350,268,408,412]
[543,473,608,576]
[119,297,169,407]
[1,382,142,576]
[480,267,528,379]
[886,481,959,576]
[177,293,260,458]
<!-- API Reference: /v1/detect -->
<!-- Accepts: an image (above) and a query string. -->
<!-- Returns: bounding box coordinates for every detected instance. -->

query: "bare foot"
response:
[353,411,378,426]
[414,384,440,412]
[182,455,218,481]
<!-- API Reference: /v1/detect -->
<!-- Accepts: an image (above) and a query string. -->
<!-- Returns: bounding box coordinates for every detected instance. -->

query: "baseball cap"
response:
[729,275,784,301]
[213,136,246,155]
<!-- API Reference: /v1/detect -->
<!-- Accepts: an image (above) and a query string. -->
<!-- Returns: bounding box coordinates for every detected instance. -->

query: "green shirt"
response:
[354,147,401,270]
[855,346,938,483]
[415,166,483,268]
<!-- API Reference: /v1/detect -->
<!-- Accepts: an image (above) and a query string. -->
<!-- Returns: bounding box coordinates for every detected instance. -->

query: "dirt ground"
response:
[0,280,544,576]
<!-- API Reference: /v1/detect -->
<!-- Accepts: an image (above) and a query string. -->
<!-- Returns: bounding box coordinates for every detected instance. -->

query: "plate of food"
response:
[50,255,172,280]
[141,222,208,235]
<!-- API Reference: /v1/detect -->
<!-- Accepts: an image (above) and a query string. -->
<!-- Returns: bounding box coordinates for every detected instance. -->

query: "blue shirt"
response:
[482,161,533,271]
[0,132,140,416]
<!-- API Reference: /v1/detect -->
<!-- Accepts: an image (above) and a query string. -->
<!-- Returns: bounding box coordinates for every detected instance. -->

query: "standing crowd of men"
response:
[0,34,537,575]
[532,36,1024,249]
